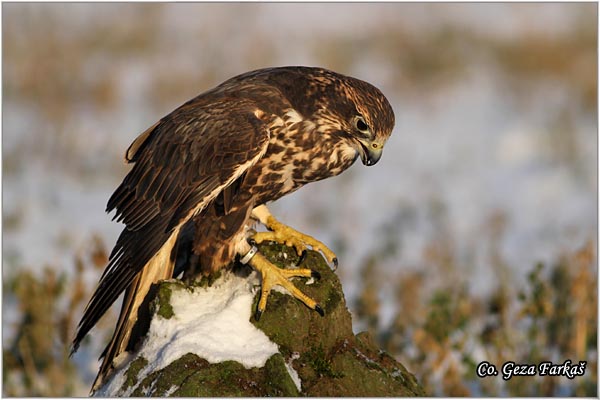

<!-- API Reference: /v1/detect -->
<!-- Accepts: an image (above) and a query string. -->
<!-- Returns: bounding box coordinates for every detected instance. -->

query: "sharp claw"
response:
[297,250,308,266]
[332,257,338,270]
[315,304,325,317]
[248,242,327,322]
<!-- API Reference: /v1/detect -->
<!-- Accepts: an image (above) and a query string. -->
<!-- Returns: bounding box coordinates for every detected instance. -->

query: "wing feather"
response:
[73,98,270,352]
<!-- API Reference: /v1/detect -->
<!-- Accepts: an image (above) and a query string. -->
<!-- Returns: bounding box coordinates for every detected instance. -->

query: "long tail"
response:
[91,229,180,393]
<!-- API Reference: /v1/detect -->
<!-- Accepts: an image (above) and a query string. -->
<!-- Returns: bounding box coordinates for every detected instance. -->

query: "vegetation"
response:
[2,234,596,396]
[2,236,110,396]
[355,237,597,396]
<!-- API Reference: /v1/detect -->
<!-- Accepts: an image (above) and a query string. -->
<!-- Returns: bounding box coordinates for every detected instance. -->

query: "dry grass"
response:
[357,238,597,396]
[2,235,110,396]
[3,233,595,396]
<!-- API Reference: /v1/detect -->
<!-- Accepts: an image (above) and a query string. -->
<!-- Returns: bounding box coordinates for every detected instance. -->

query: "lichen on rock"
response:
[95,242,425,396]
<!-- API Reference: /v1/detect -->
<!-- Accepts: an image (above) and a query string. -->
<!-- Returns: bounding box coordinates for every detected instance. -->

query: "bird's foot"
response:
[252,216,338,269]
[247,252,324,320]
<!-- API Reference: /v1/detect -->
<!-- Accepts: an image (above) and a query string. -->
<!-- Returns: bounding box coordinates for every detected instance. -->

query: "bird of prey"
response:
[71,66,395,391]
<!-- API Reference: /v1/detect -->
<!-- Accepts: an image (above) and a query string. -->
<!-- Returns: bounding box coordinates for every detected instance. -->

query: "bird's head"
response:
[304,68,396,167]
[249,66,395,167]
[342,79,395,167]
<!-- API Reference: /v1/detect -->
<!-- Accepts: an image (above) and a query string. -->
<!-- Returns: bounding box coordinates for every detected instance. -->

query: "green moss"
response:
[306,344,342,379]
[132,353,207,396]
[131,353,298,397]
[256,241,301,268]
[122,357,148,392]
[194,270,223,289]
[263,354,300,396]
[155,284,175,319]
[322,280,342,313]
[177,360,246,397]
[353,332,426,396]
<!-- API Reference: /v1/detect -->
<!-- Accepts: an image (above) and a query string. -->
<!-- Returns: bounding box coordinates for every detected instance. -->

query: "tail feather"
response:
[91,229,180,393]
[72,218,172,355]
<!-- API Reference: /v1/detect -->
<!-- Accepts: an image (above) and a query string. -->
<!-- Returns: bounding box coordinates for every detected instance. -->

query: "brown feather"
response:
[72,66,395,393]
[125,121,160,163]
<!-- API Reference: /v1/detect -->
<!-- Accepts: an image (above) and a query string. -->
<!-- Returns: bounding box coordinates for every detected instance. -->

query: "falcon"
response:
[71,66,395,391]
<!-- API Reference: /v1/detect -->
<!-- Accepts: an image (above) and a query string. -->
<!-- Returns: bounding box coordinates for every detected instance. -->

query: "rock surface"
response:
[96,242,425,396]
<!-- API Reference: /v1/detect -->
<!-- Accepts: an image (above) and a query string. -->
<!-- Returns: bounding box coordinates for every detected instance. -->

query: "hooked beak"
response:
[357,141,383,166]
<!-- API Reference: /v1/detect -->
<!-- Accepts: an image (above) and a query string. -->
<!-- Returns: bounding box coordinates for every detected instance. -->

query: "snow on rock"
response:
[95,271,279,396]
[284,361,302,392]
[95,244,426,397]
[285,352,302,392]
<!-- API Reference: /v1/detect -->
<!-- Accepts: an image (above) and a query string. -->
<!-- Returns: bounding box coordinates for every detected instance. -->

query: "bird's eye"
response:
[354,116,369,133]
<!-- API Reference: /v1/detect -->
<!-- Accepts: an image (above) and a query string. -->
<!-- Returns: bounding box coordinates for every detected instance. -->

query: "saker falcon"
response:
[71,66,395,391]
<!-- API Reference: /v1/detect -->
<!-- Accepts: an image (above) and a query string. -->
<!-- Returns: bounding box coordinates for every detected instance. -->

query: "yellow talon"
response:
[247,252,323,320]
[252,212,338,269]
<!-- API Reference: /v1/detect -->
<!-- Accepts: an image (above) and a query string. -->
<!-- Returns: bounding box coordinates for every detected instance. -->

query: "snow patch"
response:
[163,384,179,396]
[284,361,302,392]
[94,366,128,397]
[141,271,278,369]
[96,271,279,396]
[285,353,302,392]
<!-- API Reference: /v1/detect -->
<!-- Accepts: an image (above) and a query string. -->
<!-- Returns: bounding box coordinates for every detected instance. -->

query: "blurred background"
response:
[2,3,597,396]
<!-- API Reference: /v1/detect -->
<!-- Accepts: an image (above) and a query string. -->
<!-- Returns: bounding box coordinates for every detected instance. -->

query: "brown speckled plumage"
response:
[72,66,395,391]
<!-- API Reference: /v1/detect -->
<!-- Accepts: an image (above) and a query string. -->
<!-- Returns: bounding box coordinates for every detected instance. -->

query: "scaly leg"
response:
[246,251,324,320]
[250,205,338,268]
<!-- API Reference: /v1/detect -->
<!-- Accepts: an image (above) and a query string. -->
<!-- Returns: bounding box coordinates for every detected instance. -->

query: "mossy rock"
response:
[99,242,425,396]
[251,242,352,355]
[127,353,299,396]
